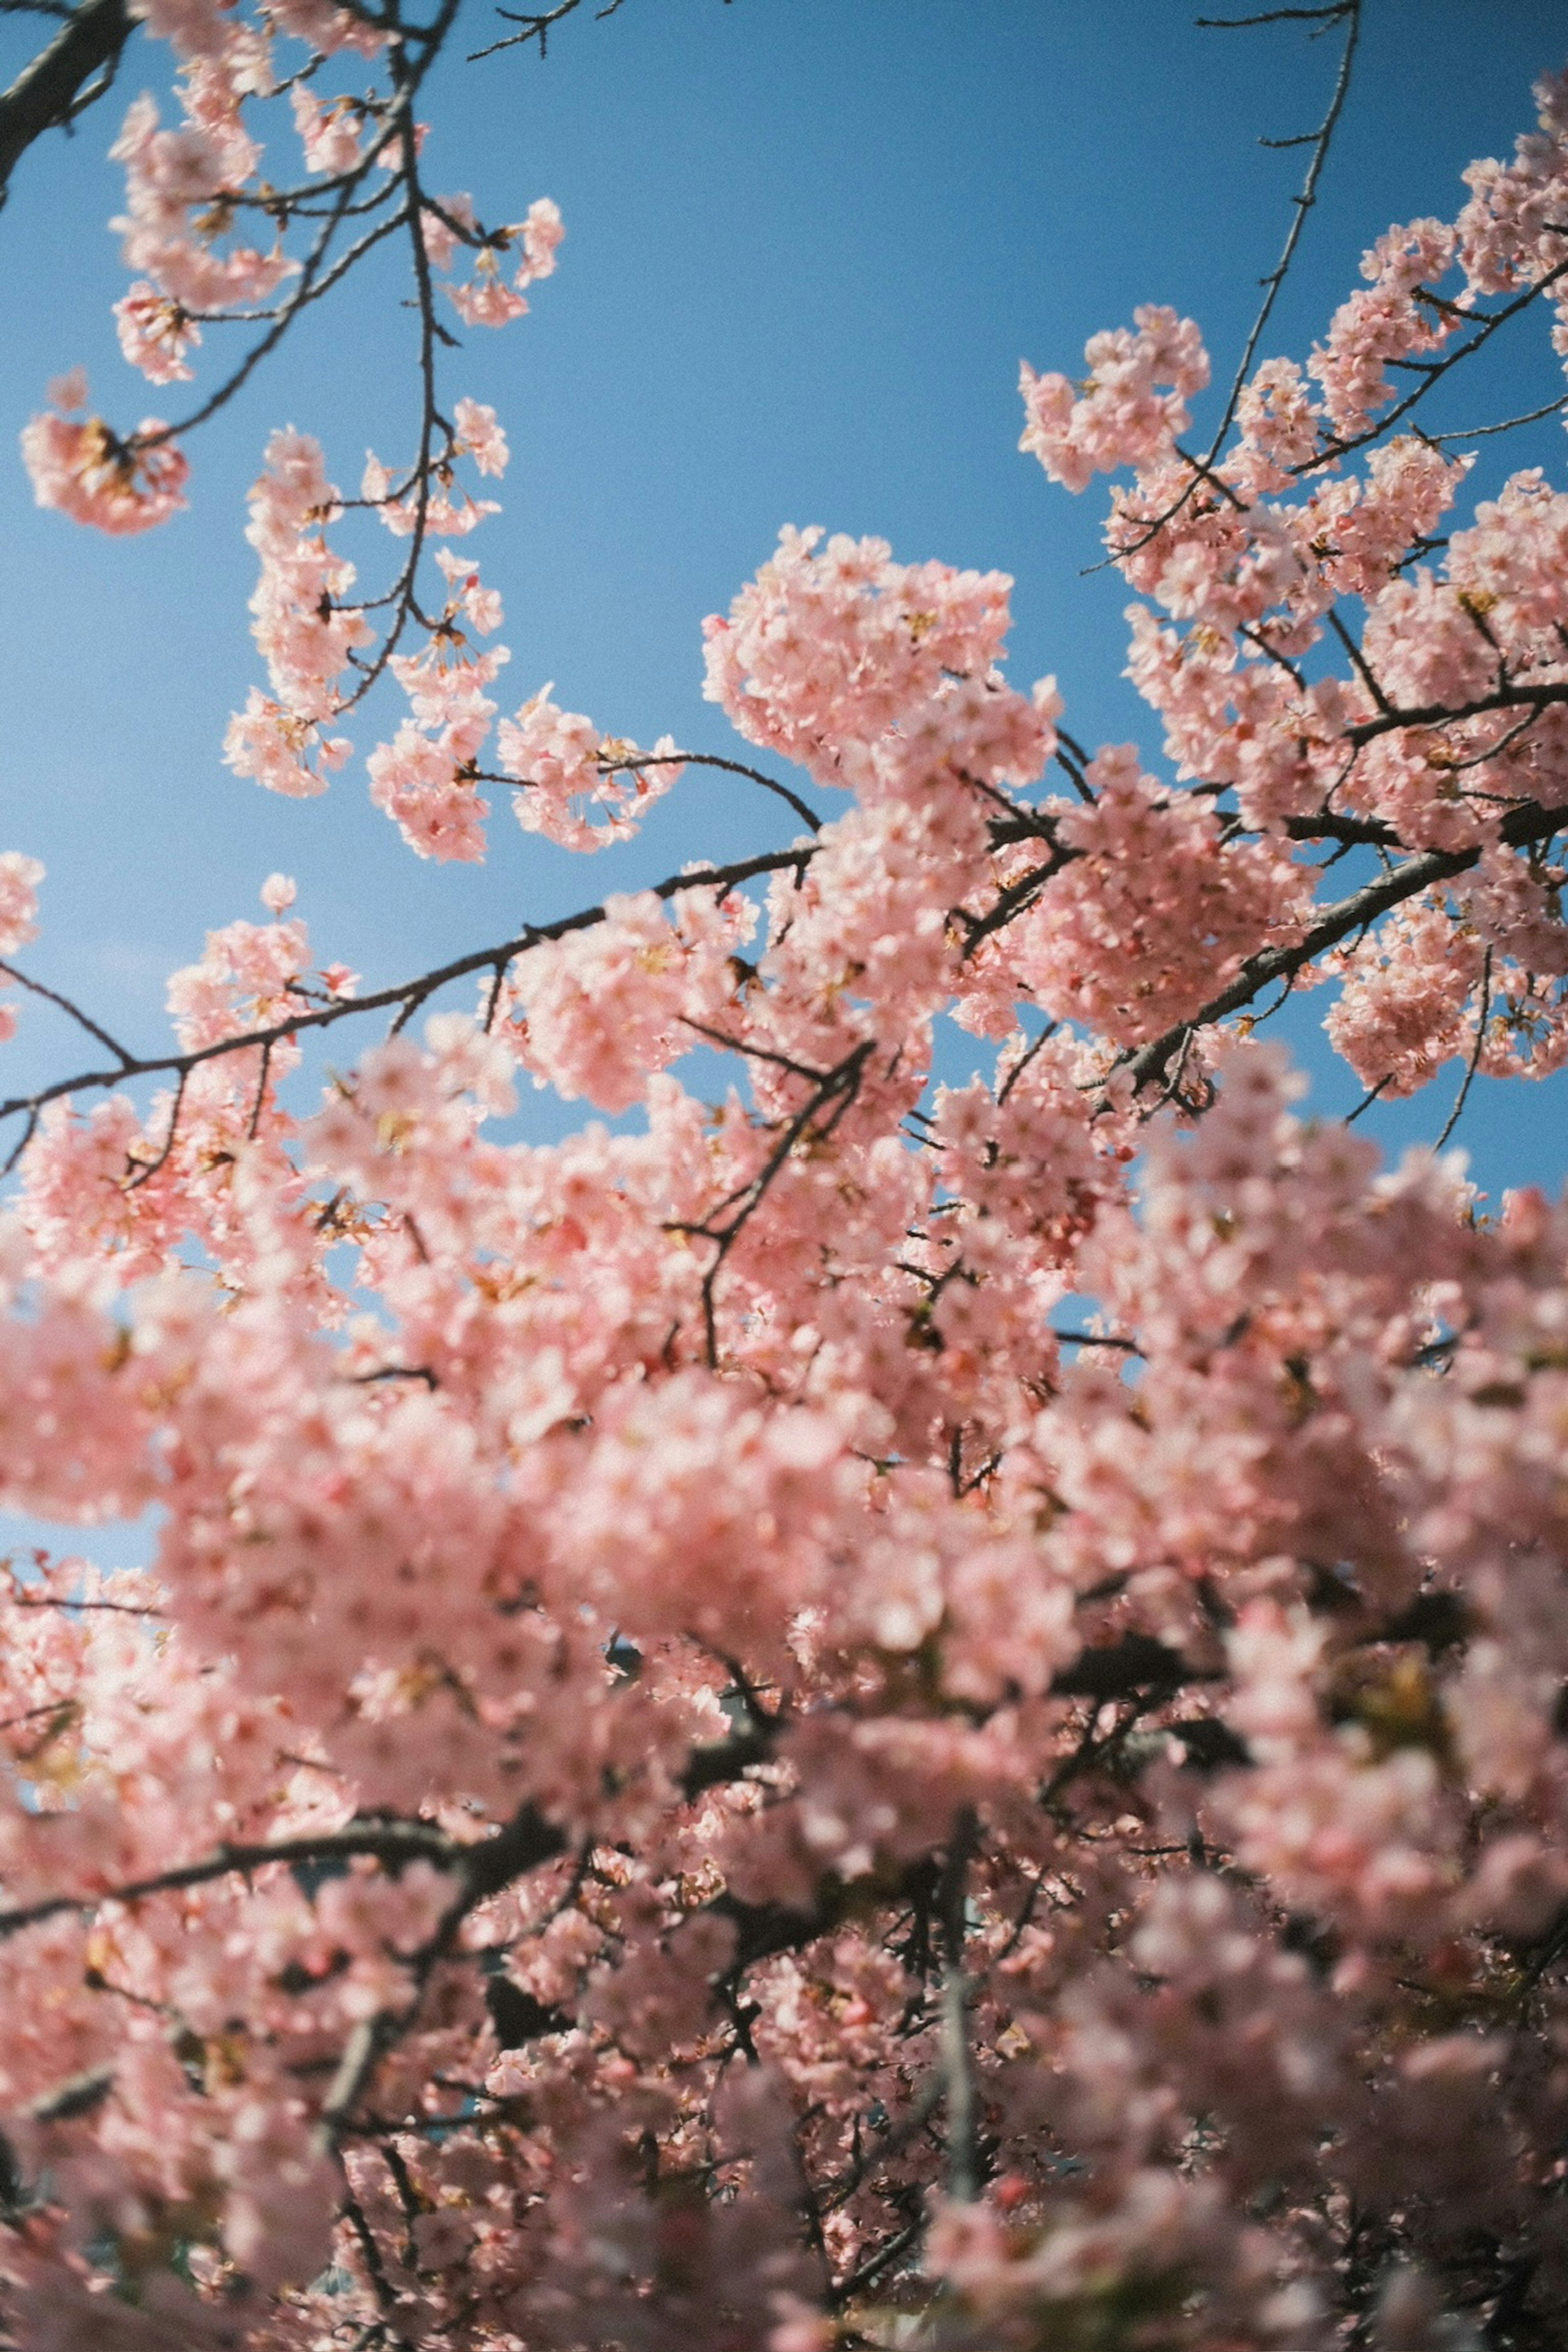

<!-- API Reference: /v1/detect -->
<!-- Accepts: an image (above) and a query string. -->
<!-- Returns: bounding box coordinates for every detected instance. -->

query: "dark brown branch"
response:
[996,1019,1058,1105]
[957,845,1076,956]
[482,746,823,835]
[0,844,815,1141]
[0,957,134,1068]
[1197,3,1352,24]
[121,0,462,515]
[1095,2,1359,570]
[1283,810,1398,848]
[936,1808,980,2203]
[1120,798,1568,1093]
[123,1066,187,1190]
[622,748,822,834]
[1302,251,1568,471]
[0,1822,460,1945]
[332,23,461,709]
[468,0,591,63]
[0,1799,569,1952]
[1054,1329,1143,1355]
[1427,393,1568,444]
[1345,678,1568,750]
[668,1038,873,1366]
[247,1036,274,1140]
[1433,944,1492,1151]
[340,2185,413,2346]
[1324,605,1392,716]
[828,2216,924,2307]
[677,1019,828,1083]
[134,175,405,452]
[21,2061,116,2123]
[680,1724,775,1801]
[0,0,129,207]
[1051,1633,1202,1699]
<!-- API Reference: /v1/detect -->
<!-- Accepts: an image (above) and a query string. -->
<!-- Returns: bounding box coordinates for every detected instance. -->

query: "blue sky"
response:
[0,0,1566,1208]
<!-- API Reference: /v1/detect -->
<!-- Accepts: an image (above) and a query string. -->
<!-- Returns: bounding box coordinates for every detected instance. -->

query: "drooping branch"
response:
[0,956,135,1067]
[481,746,824,835]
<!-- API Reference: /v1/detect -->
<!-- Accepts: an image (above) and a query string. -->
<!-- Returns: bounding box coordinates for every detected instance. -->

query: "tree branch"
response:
[936,1807,980,2203]
[0,843,815,1147]
[1120,798,1568,1094]
[0,0,130,209]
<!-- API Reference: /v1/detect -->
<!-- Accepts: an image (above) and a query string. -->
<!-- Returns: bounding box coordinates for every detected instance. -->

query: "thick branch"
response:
[1050,1633,1199,1699]
[1345,679,1568,749]
[0,1821,459,1944]
[0,1800,568,1948]
[0,0,129,207]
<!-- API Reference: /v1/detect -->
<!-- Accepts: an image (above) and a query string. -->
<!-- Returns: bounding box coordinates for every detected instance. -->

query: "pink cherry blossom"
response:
[452,396,509,478]
[496,686,684,850]
[20,405,189,534]
[1020,305,1210,493]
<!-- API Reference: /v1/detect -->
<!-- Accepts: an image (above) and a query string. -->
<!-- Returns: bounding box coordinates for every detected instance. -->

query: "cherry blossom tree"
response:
[5,1,1568,2345]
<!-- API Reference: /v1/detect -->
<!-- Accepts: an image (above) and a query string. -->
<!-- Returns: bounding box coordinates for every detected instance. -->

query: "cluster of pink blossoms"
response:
[222,428,368,797]
[701,526,1014,787]
[21,371,189,535]
[8,34,1568,2352]
[18,0,573,864]
[20,0,377,515]
[1019,304,1210,494]
[0,853,44,1045]
[425,193,564,330]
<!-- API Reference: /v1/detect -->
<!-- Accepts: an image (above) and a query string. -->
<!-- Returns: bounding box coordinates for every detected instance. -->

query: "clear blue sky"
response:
[0,0,1566,1205]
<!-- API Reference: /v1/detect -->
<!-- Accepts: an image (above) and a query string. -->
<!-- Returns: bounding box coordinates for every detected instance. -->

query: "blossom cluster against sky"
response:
[0,0,1565,1196]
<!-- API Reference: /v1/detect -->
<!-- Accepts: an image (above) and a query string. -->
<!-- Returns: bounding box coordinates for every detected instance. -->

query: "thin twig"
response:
[0,845,815,1140]
[997,1020,1058,1107]
[1344,1072,1392,1123]
[1303,251,1568,471]
[483,746,822,834]
[0,958,134,1066]
[247,1037,274,1140]
[123,1066,188,1190]
[1433,946,1492,1151]
[467,0,590,63]
[669,1038,872,1366]
[1098,1,1360,568]
[1427,393,1568,443]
